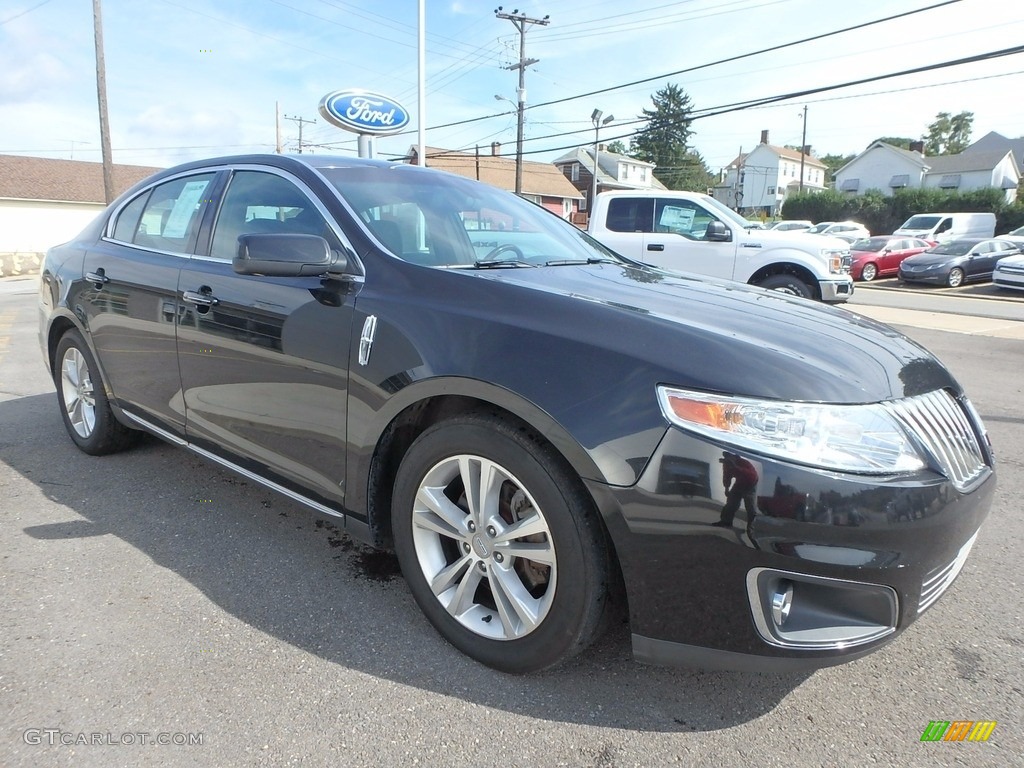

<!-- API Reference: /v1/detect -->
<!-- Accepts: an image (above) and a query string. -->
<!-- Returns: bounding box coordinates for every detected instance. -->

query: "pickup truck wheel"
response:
[757,274,813,299]
[391,414,611,674]
[860,263,878,282]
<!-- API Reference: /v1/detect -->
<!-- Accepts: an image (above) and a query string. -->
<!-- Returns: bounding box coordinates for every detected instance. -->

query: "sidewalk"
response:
[849,304,1024,339]
[0,253,43,279]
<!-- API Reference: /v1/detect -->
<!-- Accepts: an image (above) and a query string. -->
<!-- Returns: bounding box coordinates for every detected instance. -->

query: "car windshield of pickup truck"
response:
[322,164,624,268]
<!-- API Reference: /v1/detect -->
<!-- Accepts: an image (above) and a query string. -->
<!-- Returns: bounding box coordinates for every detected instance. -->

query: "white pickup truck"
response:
[586,190,854,302]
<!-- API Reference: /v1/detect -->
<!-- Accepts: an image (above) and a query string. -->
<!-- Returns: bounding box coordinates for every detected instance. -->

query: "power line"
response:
[393,0,963,139]
[0,0,53,25]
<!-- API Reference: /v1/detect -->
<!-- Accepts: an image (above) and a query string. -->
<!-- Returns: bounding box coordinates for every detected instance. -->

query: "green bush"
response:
[782,187,1018,235]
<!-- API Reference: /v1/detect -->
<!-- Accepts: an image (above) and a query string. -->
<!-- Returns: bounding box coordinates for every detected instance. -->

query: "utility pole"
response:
[275,101,282,154]
[284,114,316,154]
[495,7,549,195]
[798,105,808,193]
[92,0,114,204]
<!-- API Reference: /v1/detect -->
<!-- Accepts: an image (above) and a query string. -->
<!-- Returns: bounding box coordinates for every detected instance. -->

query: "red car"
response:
[850,236,932,281]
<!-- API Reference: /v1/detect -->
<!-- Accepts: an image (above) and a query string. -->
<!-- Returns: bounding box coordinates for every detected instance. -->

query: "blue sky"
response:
[2,0,1022,172]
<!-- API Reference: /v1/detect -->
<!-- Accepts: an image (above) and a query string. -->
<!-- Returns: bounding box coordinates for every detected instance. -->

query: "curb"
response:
[0,253,44,278]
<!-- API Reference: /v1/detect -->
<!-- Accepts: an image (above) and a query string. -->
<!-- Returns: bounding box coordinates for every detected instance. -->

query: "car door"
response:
[78,170,220,436]
[641,198,736,280]
[176,167,357,507]
[880,239,908,276]
[965,241,998,280]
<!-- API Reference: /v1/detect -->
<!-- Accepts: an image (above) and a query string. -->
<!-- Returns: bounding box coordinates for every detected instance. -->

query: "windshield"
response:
[852,237,890,252]
[929,241,973,256]
[806,222,833,234]
[696,194,754,229]
[1010,226,1024,236]
[902,215,941,230]
[319,163,625,268]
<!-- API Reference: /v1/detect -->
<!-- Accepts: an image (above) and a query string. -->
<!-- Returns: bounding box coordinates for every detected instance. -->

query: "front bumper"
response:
[899,266,949,284]
[593,423,995,671]
[993,269,1024,291]
[818,277,854,303]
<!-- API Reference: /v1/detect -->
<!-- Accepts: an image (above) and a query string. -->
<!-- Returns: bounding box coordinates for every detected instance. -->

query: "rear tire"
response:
[391,413,612,673]
[54,329,138,455]
[757,274,814,299]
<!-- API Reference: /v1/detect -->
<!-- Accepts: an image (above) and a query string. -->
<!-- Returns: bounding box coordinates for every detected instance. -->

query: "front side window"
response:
[210,171,335,261]
[111,173,216,255]
[654,198,717,240]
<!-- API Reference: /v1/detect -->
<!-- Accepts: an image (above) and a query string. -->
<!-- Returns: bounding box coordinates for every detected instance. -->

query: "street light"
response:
[591,109,614,215]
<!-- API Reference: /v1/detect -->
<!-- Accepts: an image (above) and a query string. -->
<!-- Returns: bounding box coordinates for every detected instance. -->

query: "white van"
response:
[894,212,996,244]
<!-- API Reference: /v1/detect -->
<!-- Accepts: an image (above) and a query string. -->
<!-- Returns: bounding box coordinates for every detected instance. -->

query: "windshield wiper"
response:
[543,257,619,266]
[473,259,537,269]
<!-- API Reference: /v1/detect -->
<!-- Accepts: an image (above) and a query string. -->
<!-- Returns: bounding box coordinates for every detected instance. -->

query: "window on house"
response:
[571,163,579,182]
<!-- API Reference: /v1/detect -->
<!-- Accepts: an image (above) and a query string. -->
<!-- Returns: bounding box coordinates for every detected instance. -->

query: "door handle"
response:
[182,288,220,307]
[85,269,109,288]
[646,244,665,252]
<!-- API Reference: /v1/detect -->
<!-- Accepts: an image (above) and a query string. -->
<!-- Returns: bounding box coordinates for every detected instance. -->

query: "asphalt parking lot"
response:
[1,275,1022,767]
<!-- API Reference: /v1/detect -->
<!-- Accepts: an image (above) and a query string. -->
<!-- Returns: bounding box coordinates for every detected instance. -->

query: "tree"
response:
[604,140,629,156]
[923,111,974,155]
[871,137,914,149]
[818,153,855,184]
[630,82,697,190]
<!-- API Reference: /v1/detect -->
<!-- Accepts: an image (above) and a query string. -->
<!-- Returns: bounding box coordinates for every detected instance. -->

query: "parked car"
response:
[769,220,812,232]
[993,252,1024,292]
[849,236,932,281]
[807,221,871,241]
[743,219,769,230]
[996,225,1024,248]
[39,154,994,674]
[898,238,1021,287]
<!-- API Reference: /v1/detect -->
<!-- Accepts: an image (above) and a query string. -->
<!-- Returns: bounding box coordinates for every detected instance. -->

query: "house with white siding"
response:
[711,130,827,216]
[834,141,1018,203]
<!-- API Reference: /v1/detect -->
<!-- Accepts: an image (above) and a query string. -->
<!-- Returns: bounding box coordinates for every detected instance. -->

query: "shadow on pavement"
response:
[2,392,810,733]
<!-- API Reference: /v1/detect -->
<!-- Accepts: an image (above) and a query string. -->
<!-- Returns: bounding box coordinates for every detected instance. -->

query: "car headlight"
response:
[657,386,926,474]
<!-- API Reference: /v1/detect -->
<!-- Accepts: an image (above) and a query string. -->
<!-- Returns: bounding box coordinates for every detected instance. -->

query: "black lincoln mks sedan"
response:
[39,154,994,674]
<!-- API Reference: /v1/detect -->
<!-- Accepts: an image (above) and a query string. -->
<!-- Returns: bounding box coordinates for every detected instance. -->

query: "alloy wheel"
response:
[60,347,96,438]
[410,454,556,641]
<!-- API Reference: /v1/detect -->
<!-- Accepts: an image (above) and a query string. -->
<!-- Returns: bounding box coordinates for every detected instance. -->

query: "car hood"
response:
[902,252,964,267]
[741,229,850,251]
[464,263,956,404]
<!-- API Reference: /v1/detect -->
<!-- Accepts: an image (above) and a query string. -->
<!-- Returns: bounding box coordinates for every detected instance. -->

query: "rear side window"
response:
[606,198,654,233]
[110,173,216,255]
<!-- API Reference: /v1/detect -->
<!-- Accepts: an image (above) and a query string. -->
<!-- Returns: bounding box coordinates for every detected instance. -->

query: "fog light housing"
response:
[747,568,898,650]
[771,580,794,627]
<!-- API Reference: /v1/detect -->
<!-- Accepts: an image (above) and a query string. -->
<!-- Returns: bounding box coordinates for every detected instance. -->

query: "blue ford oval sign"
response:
[318,90,410,136]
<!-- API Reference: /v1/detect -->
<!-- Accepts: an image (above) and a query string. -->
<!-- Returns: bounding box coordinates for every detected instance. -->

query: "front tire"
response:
[860,263,877,282]
[54,329,137,455]
[947,267,965,288]
[757,274,814,299]
[391,414,611,673]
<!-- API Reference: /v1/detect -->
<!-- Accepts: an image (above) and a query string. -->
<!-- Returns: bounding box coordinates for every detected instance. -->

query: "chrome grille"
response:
[918,530,978,614]
[884,389,988,492]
